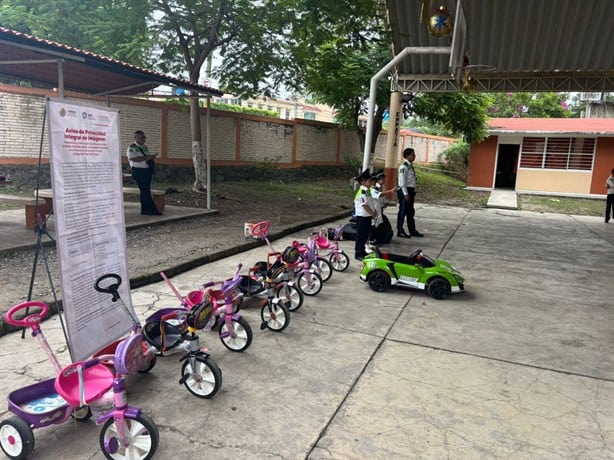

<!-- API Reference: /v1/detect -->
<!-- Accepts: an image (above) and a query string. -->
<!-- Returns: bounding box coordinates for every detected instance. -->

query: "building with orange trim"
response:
[467,118,614,197]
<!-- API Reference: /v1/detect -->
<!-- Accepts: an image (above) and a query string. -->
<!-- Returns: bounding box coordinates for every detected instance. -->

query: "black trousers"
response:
[397,188,416,233]
[131,167,159,214]
[354,216,372,259]
[606,194,614,222]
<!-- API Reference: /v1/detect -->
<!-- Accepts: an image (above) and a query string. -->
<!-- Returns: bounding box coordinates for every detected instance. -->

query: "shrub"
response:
[442,141,469,180]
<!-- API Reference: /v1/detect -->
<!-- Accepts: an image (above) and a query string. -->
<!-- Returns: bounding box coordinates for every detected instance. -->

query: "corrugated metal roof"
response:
[488,117,614,135]
[386,0,614,92]
[0,27,223,97]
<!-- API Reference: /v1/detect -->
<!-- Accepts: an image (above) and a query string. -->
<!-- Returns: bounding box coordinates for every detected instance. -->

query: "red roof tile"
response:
[488,117,614,135]
[0,26,222,96]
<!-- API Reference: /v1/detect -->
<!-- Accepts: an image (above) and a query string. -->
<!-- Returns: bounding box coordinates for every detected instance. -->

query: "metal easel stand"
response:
[20,104,70,346]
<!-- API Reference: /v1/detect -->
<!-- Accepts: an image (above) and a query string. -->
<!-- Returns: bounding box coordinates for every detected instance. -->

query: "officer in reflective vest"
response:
[353,169,376,261]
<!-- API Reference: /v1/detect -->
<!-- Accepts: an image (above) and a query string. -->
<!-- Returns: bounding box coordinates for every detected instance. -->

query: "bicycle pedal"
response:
[259,322,267,330]
[179,374,190,385]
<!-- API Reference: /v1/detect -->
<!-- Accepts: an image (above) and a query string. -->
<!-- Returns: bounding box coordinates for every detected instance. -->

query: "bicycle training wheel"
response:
[274,283,303,312]
[99,412,159,460]
[297,271,322,296]
[219,317,253,352]
[181,354,222,399]
[261,301,290,332]
[329,251,350,272]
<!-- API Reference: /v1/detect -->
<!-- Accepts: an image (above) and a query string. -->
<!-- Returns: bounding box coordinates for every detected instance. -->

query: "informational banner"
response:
[47,99,135,361]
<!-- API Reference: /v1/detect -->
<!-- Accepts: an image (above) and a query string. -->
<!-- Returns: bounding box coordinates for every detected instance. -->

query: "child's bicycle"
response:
[292,234,333,283]
[245,255,292,332]
[162,264,254,353]
[312,224,350,272]
[0,301,159,460]
[248,221,322,297]
[287,237,323,296]
[141,292,223,399]
[239,244,304,313]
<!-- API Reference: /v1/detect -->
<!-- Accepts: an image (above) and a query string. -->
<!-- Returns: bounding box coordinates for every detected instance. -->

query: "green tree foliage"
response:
[0,0,152,66]
[487,92,572,118]
[276,0,389,154]
[412,93,491,144]
[441,140,470,179]
[150,0,278,191]
[304,40,391,153]
[151,0,267,85]
[166,98,278,118]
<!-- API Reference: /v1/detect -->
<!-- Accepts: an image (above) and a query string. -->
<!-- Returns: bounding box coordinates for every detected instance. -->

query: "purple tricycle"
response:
[0,301,159,460]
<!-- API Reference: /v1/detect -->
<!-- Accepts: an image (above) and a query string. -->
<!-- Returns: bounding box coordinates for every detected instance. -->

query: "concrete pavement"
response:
[486,189,518,209]
[0,204,613,459]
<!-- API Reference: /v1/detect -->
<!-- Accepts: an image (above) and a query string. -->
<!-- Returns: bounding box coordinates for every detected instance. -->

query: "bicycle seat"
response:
[314,234,331,249]
[55,360,114,407]
[185,290,206,307]
[142,309,186,351]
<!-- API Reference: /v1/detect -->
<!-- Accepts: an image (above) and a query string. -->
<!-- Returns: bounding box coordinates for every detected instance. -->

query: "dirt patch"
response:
[0,179,354,330]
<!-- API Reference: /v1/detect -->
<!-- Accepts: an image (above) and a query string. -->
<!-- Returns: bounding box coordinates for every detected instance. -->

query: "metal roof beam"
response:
[396,75,614,92]
[0,39,85,62]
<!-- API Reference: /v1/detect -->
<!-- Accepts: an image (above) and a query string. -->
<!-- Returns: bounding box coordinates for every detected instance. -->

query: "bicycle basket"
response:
[186,300,214,330]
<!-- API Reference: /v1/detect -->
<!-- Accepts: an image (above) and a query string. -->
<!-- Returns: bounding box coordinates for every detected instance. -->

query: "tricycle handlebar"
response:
[4,301,49,328]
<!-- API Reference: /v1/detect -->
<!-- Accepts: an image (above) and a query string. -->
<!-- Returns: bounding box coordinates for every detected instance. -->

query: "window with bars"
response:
[519,136,595,171]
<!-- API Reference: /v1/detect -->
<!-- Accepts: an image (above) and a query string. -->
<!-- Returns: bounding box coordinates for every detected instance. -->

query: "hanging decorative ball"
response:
[428,5,454,38]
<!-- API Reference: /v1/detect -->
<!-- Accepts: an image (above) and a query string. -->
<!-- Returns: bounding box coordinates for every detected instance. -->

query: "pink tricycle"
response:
[312,224,350,272]
[248,220,323,298]
[162,264,254,352]
[0,301,159,460]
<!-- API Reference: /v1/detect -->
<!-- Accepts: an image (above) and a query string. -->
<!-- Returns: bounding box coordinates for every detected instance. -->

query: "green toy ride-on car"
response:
[359,247,465,299]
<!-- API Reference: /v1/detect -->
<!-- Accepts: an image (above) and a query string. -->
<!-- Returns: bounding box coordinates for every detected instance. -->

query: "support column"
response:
[383,91,402,198]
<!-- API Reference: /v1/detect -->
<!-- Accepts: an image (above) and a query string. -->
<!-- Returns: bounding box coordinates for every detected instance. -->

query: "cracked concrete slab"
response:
[0,205,612,459]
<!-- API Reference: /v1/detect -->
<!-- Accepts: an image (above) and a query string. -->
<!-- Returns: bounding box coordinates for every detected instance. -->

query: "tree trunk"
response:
[356,127,365,155]
[370,106,385,157]
[190,98,206,192]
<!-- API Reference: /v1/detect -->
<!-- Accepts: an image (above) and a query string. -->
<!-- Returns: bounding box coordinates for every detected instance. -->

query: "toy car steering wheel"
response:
[94,273,122,302]
[251,221,270,237]
[5,301,49,328]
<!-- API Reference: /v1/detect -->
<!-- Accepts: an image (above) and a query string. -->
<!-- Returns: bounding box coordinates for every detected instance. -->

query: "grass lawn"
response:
[0,169,607,217]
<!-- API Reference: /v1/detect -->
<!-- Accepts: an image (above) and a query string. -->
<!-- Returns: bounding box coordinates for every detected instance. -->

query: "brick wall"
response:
[0,85,452,170]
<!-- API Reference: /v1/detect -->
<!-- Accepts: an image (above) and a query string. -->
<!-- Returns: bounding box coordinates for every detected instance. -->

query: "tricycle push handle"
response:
[4,301,49,328]
[94,273,122,302]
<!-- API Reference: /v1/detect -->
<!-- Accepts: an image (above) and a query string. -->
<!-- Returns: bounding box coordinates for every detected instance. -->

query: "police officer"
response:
[127,130,162,215]
[397,148,423,237]
[353,169,376,261]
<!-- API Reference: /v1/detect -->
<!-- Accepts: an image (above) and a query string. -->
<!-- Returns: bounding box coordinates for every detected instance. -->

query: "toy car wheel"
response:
[367,270,391,292]
[427,277,451,300]
[0,416,35,460]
